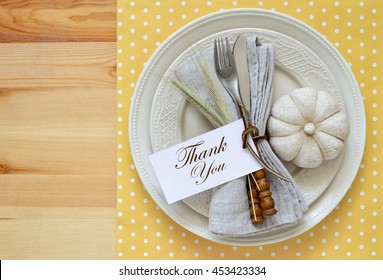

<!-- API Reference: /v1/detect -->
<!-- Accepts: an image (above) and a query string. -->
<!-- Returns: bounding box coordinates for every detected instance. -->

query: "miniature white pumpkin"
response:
[267,87,350,168]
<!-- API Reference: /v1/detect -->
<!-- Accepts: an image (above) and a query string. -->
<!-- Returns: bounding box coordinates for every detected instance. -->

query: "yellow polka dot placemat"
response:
[117,0,382,259]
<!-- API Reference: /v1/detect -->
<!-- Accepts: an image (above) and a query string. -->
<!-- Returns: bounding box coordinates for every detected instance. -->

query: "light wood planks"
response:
[0,40,116,258]
[0,206,115,259]
[0,0,116,42]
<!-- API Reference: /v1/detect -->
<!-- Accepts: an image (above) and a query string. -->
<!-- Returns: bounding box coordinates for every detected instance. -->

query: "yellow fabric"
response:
[117,0,382,259]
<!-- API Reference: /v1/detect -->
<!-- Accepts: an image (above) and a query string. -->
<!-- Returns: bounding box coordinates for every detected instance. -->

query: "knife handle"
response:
[254,169,277,216]
[247,174,264,223]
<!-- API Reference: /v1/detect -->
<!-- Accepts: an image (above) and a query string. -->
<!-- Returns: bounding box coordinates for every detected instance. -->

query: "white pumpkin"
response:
[267,87,350,168]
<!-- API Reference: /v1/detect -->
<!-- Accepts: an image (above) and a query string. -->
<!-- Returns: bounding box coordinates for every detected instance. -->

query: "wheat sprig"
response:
[172,78,225,127]
[199,61,233,124]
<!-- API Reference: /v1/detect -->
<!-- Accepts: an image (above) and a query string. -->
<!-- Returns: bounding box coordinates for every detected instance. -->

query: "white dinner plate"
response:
[129,9,365,245]
[150,27,345,217]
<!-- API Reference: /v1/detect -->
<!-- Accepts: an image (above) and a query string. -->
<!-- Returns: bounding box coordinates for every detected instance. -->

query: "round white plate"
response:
[150,27,345,217]
[129,9,365,245]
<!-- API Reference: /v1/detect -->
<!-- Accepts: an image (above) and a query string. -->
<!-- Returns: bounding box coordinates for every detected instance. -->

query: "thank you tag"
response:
[149,119,263,203]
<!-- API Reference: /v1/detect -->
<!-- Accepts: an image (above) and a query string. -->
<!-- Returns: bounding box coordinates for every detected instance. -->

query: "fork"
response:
[214,37,277,221]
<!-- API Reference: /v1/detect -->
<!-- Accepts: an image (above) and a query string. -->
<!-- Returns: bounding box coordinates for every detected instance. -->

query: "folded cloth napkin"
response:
[173,36,307,236]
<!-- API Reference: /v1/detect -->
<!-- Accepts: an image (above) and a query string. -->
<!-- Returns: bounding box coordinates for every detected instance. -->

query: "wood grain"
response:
[0,206,115,259]
[0,0,116,42]
[0,42,116,259]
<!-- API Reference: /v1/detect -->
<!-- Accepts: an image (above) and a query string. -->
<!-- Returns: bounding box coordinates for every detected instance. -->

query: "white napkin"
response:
[173,36,307,236]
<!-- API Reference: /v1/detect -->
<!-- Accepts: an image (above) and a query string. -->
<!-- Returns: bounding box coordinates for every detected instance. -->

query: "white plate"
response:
[150,27,345,217]
[129,9,365,245]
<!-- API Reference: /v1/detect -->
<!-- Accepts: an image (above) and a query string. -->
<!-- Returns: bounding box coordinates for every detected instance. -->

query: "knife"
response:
[233,35,251,115]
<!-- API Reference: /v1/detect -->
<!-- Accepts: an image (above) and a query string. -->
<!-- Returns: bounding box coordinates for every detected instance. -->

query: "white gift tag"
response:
[149,119,263,203]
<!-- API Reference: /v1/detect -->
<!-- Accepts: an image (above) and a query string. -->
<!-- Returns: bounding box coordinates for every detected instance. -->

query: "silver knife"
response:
[233,35,251,115]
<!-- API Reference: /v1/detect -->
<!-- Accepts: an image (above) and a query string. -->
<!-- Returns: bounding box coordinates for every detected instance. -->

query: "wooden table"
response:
[0,0,116,259]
